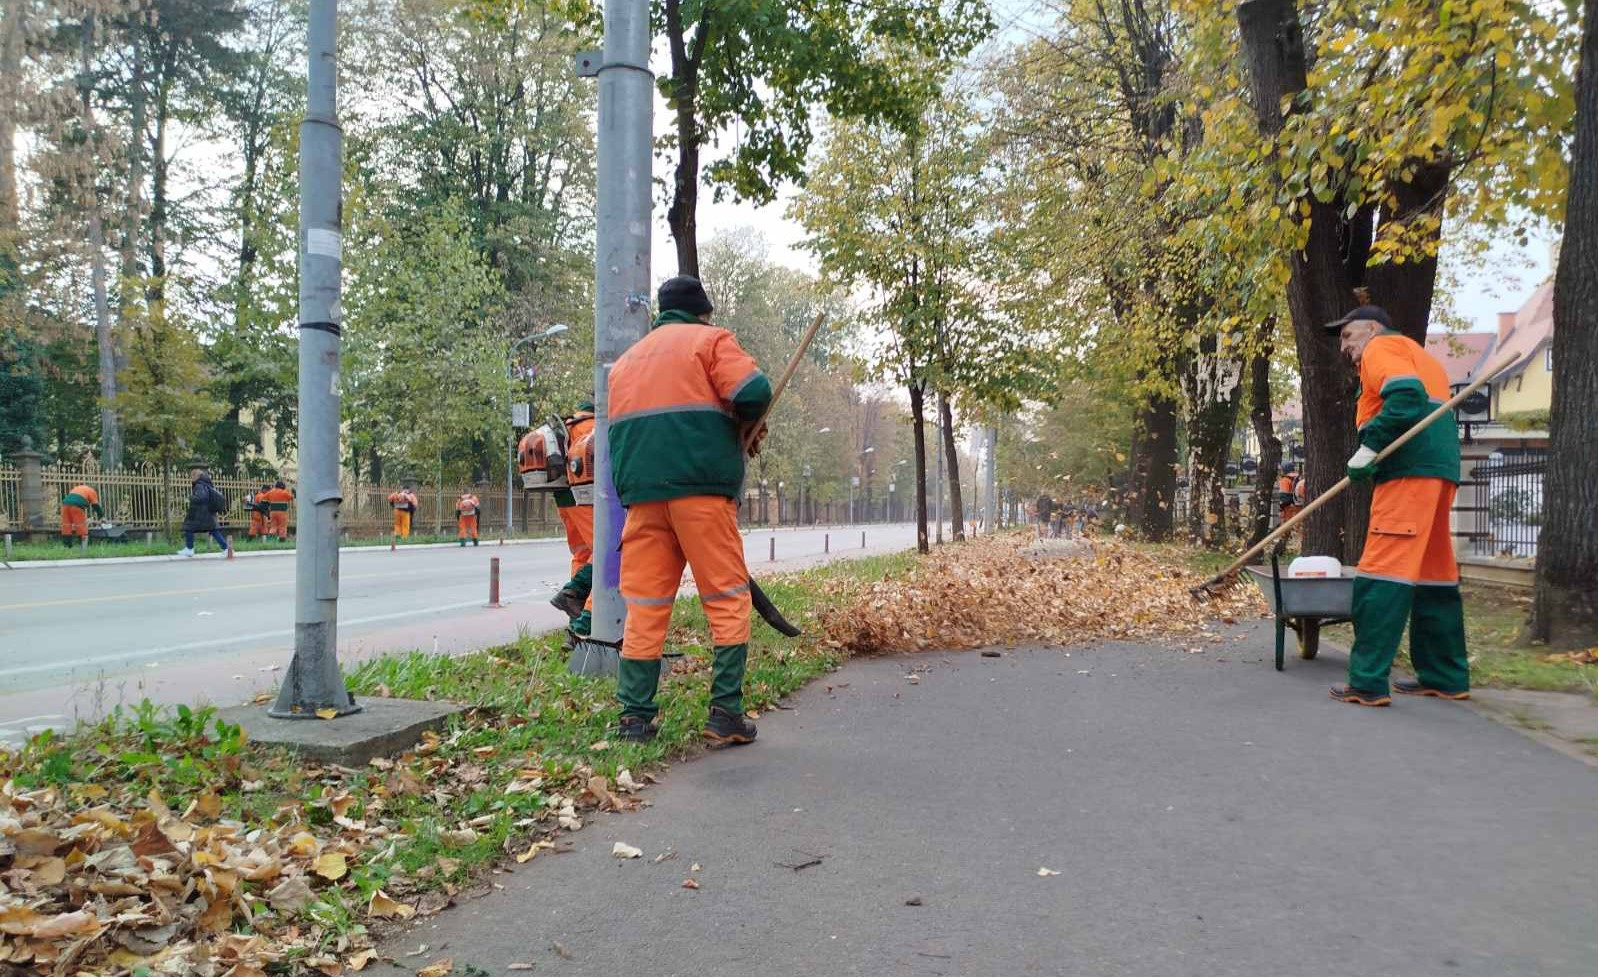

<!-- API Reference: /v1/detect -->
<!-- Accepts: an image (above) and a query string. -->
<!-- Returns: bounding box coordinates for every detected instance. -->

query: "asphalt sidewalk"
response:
[375,623,1597,976]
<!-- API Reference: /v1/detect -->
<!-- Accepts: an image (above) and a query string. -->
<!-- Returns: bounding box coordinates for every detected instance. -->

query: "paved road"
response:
[0,523,919,736]
[377,626,1597,976]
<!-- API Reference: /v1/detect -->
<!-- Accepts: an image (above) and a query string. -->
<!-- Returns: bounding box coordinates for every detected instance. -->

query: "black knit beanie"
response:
[657,275,713,316]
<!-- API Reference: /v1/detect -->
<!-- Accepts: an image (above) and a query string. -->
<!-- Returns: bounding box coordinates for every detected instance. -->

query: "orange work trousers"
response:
[60,505,88,538]
[621,496,750,661]
[392,509,412,538]
[249,510,266,537]
[458,514,479,539]
[271,512,290,538]
[1356,477,1458,585]
[558,504,594,577]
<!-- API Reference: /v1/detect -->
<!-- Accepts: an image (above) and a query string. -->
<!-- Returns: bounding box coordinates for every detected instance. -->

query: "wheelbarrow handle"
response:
[1193,351,1520,596]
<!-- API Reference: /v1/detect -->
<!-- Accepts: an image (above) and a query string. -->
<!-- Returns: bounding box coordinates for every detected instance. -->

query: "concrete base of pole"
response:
[219,697,465,767]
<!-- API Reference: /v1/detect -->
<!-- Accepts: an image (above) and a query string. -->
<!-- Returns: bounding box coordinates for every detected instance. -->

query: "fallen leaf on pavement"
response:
[347,949,377,972]
[417,957,452,976]
[267,876,315,913]
[314,851,349,880]
[1037,867,1061,877]
[681,879,700,889]
[611,842,642,859]
[551,942,573,959]
[507,964,534,971]
[315,708,339,720]
[369,890,417,919]
[516,840,555,864]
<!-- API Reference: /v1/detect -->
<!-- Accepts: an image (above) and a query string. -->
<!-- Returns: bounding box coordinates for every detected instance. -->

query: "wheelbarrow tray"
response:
[1246,566,1355,619]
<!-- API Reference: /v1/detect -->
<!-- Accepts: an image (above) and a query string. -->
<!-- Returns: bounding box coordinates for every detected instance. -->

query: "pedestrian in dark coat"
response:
[179,468,231,556]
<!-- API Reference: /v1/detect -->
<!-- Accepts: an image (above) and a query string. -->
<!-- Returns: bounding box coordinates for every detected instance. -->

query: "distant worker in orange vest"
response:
[549,399,597,636]
[607,275,772,746]
[60,484,102,548]
[387,485,419,538]
[1277,465,1302,523]
[455,490,482,546]
[246,484,271,538]
[263,481,294,540]
[1324,305,1468,708]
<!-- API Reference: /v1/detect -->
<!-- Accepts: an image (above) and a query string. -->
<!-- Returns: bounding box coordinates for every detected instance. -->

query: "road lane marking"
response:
[0,589,554,682]
[0,565,533,613]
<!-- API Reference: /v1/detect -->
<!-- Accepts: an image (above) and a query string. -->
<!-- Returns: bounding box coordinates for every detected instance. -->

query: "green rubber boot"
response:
[616,656,661,721]
[710,643,748,715]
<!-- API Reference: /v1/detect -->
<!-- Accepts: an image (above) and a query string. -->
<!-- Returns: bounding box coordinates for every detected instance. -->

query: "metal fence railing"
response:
[1459,450,1545,559]
[0,462,563,538]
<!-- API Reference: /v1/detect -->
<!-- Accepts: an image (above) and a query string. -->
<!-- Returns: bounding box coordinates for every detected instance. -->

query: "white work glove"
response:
[1346,445,1378,481]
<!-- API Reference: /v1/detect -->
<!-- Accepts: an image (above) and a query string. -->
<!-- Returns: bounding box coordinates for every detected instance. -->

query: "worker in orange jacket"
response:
[549,399,597,635]
[246,484,271,538]
[455,490,482,546]
[1325,305,1468,707]
[60,484,102,547]
[263,481,294,540]
[1276,466,1302,523]
[387,486,419,538]
[607,276,772,745]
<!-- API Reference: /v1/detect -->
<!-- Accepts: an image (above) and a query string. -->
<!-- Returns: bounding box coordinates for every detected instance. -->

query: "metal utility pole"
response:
[273,0,356,718]
[986,426,998,532]
[932,416,944,544]
[580,0,651,650]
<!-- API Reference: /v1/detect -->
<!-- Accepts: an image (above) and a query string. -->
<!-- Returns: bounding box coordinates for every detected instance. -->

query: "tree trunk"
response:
[937,391,965,542]
[909,381,929,554]
[1237,0,1364,562]
[147,68,170,308]
[1247,330,1280,547]
[82,16,121,468]
[1357,160,1450,343]
[1529,0,1597,649]
[1130,391,1178,541]
[119,39,146,323]
[1181,337,1243,547]
[662,0,704,278]
[0,0,22,240]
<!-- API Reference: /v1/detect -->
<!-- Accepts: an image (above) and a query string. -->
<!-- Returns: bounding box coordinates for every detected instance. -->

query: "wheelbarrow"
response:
[1245,553,1354,671]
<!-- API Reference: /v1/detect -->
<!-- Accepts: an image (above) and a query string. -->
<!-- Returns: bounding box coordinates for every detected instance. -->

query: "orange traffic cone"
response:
[225,534,236,560]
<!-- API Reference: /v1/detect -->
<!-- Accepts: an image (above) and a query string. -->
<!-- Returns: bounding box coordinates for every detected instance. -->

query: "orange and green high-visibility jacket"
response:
[608,311,771,505]
[63,485,102,517]
[263,487,294,511]
[1355,331,1460,484]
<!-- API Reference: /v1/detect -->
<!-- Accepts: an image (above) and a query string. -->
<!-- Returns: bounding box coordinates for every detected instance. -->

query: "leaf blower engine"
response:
[518,416,572,491]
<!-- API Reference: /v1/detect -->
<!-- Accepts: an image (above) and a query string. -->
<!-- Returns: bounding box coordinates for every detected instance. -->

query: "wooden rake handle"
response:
[743,311,828,453]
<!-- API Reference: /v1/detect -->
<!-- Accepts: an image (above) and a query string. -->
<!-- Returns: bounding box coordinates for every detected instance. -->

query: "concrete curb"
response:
[1,535,568,571]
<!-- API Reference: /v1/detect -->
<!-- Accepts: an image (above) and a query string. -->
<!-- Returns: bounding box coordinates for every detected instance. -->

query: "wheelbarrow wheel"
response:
[1298,619,1321,660]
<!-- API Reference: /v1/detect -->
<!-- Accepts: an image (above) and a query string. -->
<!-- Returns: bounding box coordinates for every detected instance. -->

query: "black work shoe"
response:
[703,706,757,746]
[1393,679,1470,701]
[614,715,659,742]
[1329,684,1392,707]
[550,587,585,619]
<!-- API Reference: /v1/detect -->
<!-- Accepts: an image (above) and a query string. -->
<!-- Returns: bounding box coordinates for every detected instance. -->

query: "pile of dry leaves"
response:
[0,722,642,976]
[819,535,1263,655]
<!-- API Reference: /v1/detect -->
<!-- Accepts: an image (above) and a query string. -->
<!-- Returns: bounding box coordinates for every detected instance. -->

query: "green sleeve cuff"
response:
[729,371,772,422]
